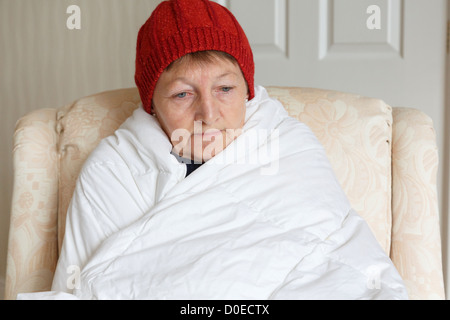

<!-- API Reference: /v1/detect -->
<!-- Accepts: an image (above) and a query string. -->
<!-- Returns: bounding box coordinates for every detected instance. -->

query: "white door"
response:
[221,0,446,134]
[216,0,448,297]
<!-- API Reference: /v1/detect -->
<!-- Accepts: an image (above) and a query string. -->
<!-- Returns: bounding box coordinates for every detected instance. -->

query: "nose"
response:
[194,92,220,126]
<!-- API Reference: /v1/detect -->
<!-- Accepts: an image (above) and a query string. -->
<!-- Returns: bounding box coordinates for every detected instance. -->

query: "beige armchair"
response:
[5,87,445,300]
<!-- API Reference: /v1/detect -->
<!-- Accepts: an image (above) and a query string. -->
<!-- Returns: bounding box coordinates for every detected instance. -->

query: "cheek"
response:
[156,111,196,150]
[156,107,191,133]
[224,102,246,128]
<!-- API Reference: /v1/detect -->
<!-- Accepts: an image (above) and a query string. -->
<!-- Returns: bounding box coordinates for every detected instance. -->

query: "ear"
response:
[150,101,157,116]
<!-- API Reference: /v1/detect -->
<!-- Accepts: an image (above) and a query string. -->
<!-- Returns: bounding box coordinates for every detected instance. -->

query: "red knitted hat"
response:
[135,0,255,114]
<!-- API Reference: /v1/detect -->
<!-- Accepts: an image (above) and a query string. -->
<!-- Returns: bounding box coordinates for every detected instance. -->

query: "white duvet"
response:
[20,86,407,300]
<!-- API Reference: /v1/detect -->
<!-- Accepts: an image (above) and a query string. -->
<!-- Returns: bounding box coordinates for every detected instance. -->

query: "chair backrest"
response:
[269,87,394,252]
[6,87,445,299]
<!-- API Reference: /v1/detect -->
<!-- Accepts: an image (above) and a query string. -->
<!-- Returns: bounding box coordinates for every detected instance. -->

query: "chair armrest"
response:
[391,107,445,299]
[5,108,60,300]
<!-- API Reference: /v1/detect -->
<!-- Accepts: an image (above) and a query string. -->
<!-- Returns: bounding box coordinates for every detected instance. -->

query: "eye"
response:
[175,92,188,98]
[220,86,234,93]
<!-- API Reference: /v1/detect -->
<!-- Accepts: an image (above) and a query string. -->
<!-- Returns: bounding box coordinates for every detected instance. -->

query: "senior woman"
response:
[39,0,408,300]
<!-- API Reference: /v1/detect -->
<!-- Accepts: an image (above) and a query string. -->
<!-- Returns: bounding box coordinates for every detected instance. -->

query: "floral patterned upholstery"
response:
[5,87,445,300]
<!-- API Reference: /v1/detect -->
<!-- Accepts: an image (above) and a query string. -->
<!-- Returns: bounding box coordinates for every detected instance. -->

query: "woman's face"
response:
[152,55,249,162]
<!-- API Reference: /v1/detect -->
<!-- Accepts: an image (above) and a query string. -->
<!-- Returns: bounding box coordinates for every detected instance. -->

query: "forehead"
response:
[166,53,240,75]
[159,55,244,84]
[166,51,239,71]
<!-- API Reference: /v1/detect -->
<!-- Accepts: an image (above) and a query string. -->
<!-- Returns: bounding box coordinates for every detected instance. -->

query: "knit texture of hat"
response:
[135,0,255,114]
